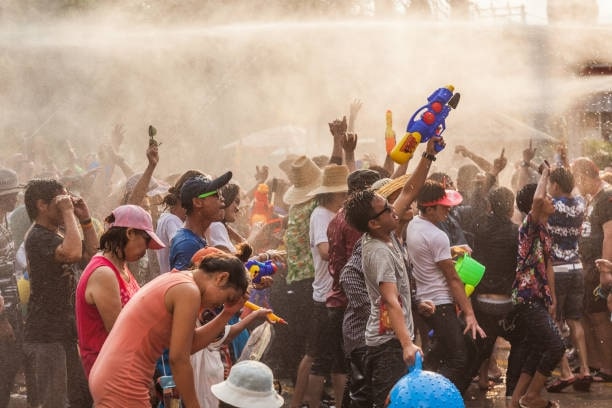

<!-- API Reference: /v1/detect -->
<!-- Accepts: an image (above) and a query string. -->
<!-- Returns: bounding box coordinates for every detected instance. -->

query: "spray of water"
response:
[1,5,611,185]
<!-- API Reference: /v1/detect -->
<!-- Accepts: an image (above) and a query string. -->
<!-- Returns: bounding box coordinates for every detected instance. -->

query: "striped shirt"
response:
[339,238,370,355]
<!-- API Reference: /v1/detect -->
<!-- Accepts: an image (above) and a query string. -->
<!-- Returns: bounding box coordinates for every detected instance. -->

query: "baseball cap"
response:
[180,172,232,208]
[419,190,463,207]
[108,204,165,250]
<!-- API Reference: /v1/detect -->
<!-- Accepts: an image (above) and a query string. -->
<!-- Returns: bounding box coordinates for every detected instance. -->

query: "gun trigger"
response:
[448,93,460,109]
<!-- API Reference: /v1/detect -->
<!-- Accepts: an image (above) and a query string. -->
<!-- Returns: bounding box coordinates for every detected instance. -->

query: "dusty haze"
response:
[1,4,611,185]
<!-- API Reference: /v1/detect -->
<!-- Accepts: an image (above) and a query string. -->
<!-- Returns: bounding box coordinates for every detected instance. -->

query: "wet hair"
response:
[428,172,454,189]
[99,213,130,260]
[572,157,599,180]
[233,242,253,263]
[347,169,381,194]
[316,192,338,207]
[198,252,249,293]
[220,182,240,209]
[368,165,390,179]
[516,183,537,214]
[162,169,204,209]
[344,189,376,233]
[24,179,65,221]
[457,164,479,192]
[549,167,574,194]
[488,187,514,218]
[416,180,446,212]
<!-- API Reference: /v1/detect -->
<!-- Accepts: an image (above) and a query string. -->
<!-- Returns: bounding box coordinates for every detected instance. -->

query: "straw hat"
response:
[283,156,322,205]
[376,174,412,199]
[307,164,349,197]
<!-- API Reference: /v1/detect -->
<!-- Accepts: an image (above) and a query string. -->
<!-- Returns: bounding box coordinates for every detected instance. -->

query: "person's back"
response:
[89,271,192,407]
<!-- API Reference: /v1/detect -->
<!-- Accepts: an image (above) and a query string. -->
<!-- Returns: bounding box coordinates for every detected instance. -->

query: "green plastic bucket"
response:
[455,254,485,296]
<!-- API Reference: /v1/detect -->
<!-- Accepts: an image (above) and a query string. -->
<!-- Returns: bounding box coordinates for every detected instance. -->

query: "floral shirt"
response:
[284,199,317,284]
[512,212,553,306]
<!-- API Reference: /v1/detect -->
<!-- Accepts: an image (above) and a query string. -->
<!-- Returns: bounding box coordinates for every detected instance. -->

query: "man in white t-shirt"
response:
[301,164,349,408]
[405,180,485,394]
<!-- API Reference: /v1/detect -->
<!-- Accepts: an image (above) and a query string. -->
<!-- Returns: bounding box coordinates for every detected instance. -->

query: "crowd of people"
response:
[0,107,610,408]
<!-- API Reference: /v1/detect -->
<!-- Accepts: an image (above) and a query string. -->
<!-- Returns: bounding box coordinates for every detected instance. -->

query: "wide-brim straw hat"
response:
[283,156,322,205]
[307,164,349,197]
[376,174,412,199]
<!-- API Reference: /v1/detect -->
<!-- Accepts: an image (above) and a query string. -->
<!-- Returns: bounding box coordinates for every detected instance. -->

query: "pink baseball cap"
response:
[109,205,166,250]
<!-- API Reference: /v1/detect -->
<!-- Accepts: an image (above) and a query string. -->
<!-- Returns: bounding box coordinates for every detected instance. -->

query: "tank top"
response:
[89,271,194,408]
[75,254,140,377]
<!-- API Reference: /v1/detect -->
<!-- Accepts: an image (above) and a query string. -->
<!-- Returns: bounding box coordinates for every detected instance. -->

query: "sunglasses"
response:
[370,201,392,220]
[198,190,218,199]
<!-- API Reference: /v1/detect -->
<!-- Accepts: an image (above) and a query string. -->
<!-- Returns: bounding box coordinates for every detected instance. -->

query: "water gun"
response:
[246,259,278,284]
[385,110,396,154]
[389,85,460,164]
[250,183,273,226]
[244,301,287,325]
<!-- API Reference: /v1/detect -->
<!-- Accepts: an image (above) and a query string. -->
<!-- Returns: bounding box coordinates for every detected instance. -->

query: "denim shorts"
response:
[554,269,584,320]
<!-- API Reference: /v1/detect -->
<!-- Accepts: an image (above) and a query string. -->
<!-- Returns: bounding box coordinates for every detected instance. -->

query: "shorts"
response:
[554,269,584,320]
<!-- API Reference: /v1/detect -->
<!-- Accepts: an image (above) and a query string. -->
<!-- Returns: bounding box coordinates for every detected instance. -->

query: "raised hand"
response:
[349,99,363,119]
[454,145,468,157]
[523,139,537,163]
[146,144,159,167]
[255,165,269,184]
[111,123,126,147]
[492,148,507,175]
[71,195,91,222]
[328,116,347,137]
[342,133,358,154]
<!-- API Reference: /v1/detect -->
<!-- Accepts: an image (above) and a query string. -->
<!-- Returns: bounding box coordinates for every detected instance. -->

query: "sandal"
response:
[593,371,612,382]
[518,398,559,408]
[545,376,575,393]
[573,375,593,392]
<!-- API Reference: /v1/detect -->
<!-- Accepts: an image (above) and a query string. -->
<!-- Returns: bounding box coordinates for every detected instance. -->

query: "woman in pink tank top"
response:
[89,249,252,408]
[75,204,166,377]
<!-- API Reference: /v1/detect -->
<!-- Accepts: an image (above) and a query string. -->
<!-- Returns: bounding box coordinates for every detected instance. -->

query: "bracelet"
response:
[422,152,436,161]
[81,222,94,230]
[79,218,92,225]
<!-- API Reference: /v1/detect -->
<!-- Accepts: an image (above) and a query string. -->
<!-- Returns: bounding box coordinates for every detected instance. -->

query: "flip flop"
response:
[545,376,576,393]
[573,375,593,392]
[518,398,559,408]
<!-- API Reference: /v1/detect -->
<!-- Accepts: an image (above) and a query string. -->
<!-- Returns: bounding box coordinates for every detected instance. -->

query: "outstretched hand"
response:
[349,99,363,118]
[426,136,444,156]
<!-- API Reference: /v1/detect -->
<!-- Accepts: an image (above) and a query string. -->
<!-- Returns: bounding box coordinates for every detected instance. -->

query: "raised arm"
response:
[455,145,493,173]
[126,144,159,206]
[328,116,347,165]
[393,137,443,217]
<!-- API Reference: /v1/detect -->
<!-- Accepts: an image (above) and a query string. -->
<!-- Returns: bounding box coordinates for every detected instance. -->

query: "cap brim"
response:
[145,230,166,250]
[0,187,23,196]
[306,185,348,197]
[420,189,463,207]
[207,171,233,193]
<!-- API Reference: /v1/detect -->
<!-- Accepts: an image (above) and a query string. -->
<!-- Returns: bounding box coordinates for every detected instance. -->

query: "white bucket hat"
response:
[211,361,283,408]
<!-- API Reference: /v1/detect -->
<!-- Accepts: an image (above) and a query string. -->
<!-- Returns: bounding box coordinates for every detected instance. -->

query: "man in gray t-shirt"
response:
[344,144,447,408]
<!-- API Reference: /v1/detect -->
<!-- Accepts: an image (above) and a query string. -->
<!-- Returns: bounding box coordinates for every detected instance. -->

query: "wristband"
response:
[422,152,436,161]
[79,218,92,225]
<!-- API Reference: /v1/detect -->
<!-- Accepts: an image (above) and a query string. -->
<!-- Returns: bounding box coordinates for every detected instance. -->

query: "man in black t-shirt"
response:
[572,158,612,383]
[22,179,98,407]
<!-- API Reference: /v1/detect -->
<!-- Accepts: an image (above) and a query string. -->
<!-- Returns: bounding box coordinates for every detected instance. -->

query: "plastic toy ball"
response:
[386,353,464,408]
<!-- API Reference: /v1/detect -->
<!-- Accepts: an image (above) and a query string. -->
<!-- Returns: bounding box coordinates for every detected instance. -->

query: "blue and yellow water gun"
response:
[390,85,460,164]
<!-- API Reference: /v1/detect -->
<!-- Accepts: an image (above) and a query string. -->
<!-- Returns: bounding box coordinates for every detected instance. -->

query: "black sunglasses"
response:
[370,201,392,220]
